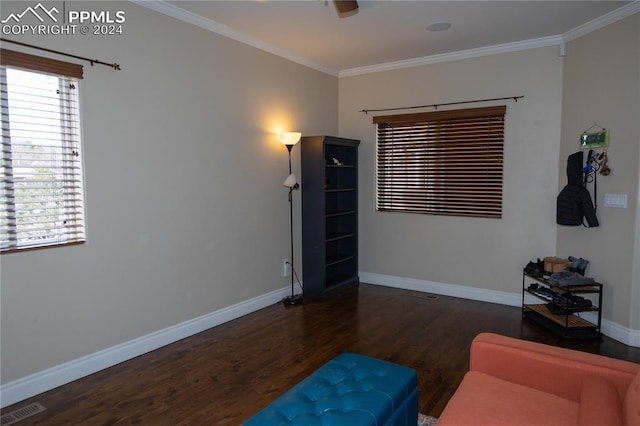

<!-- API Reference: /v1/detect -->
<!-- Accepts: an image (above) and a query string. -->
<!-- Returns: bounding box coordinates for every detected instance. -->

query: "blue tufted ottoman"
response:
[243,352,418,425]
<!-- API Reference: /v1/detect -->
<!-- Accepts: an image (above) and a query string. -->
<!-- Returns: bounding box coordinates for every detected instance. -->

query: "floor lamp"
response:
[280,132,304,306]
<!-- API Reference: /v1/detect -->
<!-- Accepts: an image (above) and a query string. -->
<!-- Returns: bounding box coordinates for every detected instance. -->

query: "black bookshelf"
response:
[301,136,360,297]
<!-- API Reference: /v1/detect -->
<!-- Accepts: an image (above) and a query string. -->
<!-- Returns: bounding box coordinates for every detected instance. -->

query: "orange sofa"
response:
[438,333,640,426]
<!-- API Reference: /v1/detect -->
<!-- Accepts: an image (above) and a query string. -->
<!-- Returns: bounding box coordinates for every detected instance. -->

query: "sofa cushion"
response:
[624,370,640,426]
[578,375,622,426]
[438,371,579,426]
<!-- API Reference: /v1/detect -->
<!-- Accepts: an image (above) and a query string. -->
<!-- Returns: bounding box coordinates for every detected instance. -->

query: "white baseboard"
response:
[360,271,640,348]
[600,318,640,347]
[4,275,638,408]
[0,286,291,408]
[359,272,524,307]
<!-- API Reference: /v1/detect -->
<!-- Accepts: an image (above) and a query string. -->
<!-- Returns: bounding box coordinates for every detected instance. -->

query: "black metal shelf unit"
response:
[522,270,603,339]
[301,136,360,297]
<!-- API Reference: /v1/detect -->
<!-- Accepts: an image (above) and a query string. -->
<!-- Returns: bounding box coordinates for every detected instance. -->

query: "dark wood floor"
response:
[4,283,640,425]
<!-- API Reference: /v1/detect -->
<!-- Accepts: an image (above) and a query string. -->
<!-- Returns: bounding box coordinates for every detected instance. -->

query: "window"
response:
[374,106,506,219]
[1,49,85,253]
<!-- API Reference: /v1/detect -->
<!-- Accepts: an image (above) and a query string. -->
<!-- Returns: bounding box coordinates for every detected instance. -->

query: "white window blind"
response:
[1,49,86,253]
[374,106,506,219]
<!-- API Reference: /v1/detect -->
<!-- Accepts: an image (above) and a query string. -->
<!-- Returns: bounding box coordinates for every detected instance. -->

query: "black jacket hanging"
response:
[556,151,599,227]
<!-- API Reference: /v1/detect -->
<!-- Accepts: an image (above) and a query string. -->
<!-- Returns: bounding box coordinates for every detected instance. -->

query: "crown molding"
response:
[563,1,640,43]
[339,35,563,78]
[342,2,639,78]
[131,0,638,79]
[130,0,339,77]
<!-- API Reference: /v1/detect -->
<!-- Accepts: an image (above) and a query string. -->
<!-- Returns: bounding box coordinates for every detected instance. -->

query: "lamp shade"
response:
[283,173,298,188]
[279,132,302,146]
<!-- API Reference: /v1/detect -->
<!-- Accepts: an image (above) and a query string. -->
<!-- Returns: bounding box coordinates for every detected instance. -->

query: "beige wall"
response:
[340,47,564,293]
[1,0,638,400]
[558,14,640,330]
[0,1,338,384]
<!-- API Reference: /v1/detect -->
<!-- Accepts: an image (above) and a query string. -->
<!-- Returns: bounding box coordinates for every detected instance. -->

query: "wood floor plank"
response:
[4,283,640,424]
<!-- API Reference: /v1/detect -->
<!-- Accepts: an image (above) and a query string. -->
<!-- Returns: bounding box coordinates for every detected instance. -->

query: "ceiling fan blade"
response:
[334,0,359,14]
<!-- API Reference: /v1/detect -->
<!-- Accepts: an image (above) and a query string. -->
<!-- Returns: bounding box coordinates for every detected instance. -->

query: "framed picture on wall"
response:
[580,128,609,149]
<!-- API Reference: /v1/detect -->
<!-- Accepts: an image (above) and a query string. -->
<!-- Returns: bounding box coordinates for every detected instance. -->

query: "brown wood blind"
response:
[374,106,506,219]
[0,49,83,79]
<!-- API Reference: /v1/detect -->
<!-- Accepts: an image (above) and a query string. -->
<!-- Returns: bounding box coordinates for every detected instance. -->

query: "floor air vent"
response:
[1,402,46,425]
[413,292,440,300]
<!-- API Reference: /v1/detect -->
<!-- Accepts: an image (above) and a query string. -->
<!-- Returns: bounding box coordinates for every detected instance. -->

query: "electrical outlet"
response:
[283,259,291,277]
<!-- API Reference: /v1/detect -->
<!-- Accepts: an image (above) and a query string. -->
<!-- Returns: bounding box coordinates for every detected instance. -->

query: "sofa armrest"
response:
[470,333,640,402]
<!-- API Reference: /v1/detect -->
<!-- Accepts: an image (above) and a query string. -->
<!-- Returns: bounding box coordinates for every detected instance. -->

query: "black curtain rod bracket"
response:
[360,95,523,114]
[1,38,121,71]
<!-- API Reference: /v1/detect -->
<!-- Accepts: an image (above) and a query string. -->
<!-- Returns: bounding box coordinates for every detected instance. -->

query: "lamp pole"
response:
[282,142,303,306]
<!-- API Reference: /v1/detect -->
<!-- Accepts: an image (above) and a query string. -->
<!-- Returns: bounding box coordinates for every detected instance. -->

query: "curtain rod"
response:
[360,95,523,114]
[1,38,121,71]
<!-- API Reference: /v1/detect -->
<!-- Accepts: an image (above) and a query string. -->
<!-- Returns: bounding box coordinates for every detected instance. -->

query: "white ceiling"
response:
[147,1,636,76]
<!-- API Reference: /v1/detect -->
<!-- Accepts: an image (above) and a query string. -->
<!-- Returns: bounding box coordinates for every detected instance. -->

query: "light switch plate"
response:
[604,193,627,208]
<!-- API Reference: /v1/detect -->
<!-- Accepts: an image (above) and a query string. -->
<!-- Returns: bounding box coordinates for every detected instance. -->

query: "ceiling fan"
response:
[333,0,359,16]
